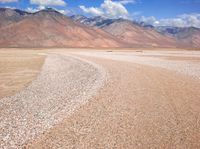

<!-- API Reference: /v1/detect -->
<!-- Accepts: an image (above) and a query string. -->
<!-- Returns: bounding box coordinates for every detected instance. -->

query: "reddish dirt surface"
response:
[28,53,200,149]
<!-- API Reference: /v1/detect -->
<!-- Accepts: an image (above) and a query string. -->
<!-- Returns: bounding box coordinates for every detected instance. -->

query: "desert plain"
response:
[0,48,200,149]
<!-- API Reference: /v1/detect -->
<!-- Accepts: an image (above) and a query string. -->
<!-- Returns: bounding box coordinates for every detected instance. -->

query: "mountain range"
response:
[71,15,200,49]
[156,26,200,48]
[0,8,199,49]
[0,8,123,48]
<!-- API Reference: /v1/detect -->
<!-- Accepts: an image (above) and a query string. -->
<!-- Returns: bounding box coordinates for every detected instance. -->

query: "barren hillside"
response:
[0,8,124,48]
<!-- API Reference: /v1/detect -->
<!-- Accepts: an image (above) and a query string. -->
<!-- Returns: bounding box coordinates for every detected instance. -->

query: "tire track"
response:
[0,53,106,149]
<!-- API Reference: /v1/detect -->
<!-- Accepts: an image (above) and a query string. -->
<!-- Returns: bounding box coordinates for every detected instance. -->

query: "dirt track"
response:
[0,50,200,148]
[28,51,200,149]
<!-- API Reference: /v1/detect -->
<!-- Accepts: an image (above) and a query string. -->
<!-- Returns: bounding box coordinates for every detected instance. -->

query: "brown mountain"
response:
[101,19,179,48]
[171,27,200,49]
[0,8,124,48]
[0,8,29,28]
[1,8,197,49]
[156,26,200,48]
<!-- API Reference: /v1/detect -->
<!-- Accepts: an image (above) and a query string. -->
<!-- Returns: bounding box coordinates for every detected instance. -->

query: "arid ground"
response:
[0,49,45,99]
[0,49,200,149]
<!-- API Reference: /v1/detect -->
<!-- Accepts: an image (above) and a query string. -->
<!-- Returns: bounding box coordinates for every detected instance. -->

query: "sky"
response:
[0,0,200,28]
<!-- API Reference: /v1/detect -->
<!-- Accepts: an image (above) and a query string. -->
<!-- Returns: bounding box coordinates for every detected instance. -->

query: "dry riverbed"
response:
[0,49,200,149]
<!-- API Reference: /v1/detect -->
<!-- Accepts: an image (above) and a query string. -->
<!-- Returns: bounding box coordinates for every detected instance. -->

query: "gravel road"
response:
[77,51,200,79]
[29,51,200,149]
[0,54,106,148]
[1,51,200,149]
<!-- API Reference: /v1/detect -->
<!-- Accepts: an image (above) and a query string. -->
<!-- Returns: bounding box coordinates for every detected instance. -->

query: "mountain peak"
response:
[0,7,123,48]
[41,8,58,12]
[0,8,30,28]
[34,8,62,15]
[0,8,29,16]
[32,8,65,19]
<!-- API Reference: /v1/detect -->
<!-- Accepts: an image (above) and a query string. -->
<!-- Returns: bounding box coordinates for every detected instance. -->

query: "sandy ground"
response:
[0,49,200,148]
[0,50,45,99]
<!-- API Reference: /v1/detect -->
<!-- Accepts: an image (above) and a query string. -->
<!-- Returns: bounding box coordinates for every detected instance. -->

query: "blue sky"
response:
[0,0,200,27]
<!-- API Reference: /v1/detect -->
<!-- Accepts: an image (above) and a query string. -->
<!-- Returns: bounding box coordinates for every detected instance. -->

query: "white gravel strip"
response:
[76,51,200,79]
[0,53,107,149]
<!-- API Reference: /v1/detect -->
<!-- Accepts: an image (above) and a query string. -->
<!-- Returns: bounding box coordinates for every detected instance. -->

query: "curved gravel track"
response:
[77,51,200,79]
[29,52,200,149]
[0,54,106,148]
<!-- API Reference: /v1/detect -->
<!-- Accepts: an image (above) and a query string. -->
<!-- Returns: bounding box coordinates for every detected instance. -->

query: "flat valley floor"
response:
[0,49,200,149]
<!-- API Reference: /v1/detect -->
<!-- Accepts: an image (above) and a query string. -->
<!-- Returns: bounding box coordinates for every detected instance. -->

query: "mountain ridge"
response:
[0,8,125,48]
[0,8,199,49]
[71,14,200,48]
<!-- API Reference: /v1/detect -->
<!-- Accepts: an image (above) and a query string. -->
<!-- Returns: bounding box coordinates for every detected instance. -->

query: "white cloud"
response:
[101,0,129,18]
[119,0,136,4]
[0,0,17,3]
[138,13,200,28]
[159,14,200,28]
[30,0,66,6]
[26,6,44,13]
[80,0,132,19]
[4,6,16,9]
[28,0,67,14]
[79,6,103,16]
[26,6,69,15]
[138,16,159,26]
[56,9,70,15]
[159,18,185,27]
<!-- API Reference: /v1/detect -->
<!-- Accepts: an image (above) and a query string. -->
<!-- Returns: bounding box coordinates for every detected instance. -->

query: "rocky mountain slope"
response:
[0,8,199,49]
[101,19,180,48]
[71,16,180,48]
[70,15,116,28]
[0,8,29,28]
[156,26,200,48]
[0,8,124,48]
[71,15,200,48]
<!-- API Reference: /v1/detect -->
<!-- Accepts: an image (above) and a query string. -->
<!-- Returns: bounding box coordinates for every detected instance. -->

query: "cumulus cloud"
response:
[79,6,103,16]
[26,6,45,13]
[28,0,67,14]
[138,16,159,26]
[26,6,69,15]
[80,0,132,19]
[56,9,70,15]
[138,13,200,28]
[0,0,17,3]
[30,0,66,6]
